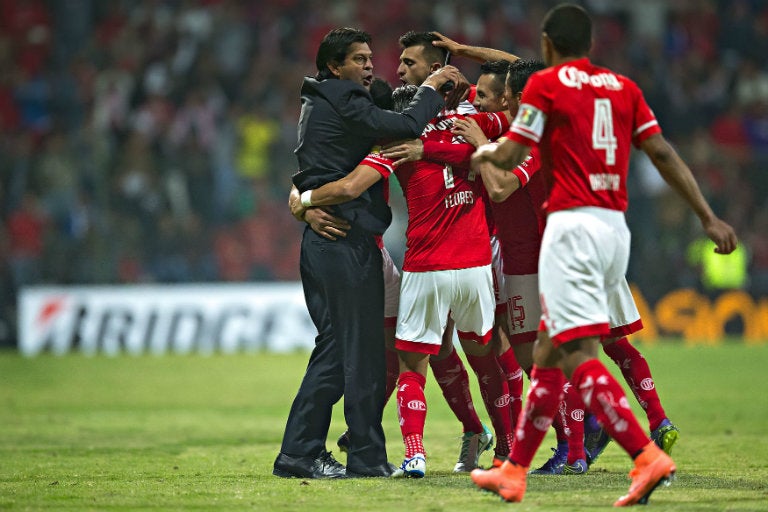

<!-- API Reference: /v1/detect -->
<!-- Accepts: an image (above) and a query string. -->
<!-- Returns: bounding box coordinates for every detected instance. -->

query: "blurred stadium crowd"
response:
[1,0,767,345]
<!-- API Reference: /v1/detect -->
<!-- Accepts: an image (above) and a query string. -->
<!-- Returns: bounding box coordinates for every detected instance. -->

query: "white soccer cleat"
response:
[392,453,426,478]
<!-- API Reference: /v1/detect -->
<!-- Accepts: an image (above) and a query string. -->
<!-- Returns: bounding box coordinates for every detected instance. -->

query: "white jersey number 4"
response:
[592,99,617,165]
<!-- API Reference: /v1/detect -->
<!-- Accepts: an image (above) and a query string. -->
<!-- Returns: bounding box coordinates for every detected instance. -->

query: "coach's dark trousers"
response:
[279,225,388,472]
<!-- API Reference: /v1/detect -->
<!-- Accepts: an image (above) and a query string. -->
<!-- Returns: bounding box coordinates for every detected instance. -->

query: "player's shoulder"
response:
[469,110,506,123]
[591,62,638,90]
[547,58,642,96]
[524,65,561,93]
[315,77,369,99]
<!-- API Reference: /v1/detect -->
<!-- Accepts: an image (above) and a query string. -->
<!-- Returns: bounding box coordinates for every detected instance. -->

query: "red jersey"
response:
[482,186,497,237]
[506,57,661,213]
[489,142,547,275]
[364,110,508,272]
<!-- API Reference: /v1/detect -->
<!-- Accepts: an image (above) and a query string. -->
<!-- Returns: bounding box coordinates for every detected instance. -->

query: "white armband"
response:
[300,190,313,207]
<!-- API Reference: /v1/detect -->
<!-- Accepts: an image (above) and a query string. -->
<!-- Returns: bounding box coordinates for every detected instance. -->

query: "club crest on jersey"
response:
[558,66,622,91]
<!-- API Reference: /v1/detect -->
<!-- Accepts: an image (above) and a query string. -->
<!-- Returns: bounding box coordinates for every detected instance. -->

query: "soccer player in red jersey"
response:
[469,4,737,506]
[447,49,689,476]
[388,31,519,473]
[428,37,586,472]
[458,59,543,426]
[390,58,534,458]
[443,59,532,437]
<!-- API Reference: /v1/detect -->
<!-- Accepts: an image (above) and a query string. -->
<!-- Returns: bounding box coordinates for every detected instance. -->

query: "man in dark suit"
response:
[273,27,466,479]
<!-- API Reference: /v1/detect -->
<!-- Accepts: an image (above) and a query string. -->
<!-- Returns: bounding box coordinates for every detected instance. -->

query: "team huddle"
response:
[276,3,738,508]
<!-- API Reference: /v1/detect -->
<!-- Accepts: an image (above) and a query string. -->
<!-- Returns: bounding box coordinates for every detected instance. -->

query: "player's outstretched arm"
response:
[471,137,530,174]
[640,133,738,254]
[381,138,480,168]
[431,31,519,64]
[380,139,424,167]
[477,159,521,202]
[288,184,351,240]
[290,164,383,219]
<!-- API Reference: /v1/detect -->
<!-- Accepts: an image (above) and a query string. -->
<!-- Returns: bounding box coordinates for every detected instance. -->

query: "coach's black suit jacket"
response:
[279,77,443,476]
[292,77,443,234]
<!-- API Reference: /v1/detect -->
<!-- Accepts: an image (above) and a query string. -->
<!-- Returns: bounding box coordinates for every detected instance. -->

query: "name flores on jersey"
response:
[445,190,474,208]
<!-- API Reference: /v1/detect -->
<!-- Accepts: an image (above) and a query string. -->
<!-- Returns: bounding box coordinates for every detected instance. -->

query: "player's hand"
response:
[430,31,463,55]
[702,217,738,255]
[451,117,488,148]
[288,186,306,221]
[304,207,350,241]
[423,65,469,110]
[381,139,424,166]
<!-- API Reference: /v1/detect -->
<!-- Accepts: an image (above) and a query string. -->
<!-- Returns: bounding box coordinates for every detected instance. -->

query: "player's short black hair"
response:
[370,77,394,110]
[479,60,512,95]
[480,60,511,77]
[398,31,447,66]
[506,59,546,94]
[541,4,592,57]
[315,27,372,80]
[392,84,419,113]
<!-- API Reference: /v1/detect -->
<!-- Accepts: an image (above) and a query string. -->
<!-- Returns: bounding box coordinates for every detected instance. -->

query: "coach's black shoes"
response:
[336,430,350,453]
[273,450,346,479]
[346,461,397,478]
[273,449,395,479]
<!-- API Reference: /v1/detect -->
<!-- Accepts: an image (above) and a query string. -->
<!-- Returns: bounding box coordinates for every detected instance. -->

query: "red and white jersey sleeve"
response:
[421,111,508,168]
[361,151,396,180]
[423,109,508,145]
[506,57,661,213]
[467,110,510,142]
[360,151,393,252]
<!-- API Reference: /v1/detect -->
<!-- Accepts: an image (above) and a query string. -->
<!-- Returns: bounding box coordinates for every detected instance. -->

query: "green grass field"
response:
[1,341,767,511]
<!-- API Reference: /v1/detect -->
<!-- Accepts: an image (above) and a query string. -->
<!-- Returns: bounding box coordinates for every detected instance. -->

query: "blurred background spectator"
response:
[1,0,767,346]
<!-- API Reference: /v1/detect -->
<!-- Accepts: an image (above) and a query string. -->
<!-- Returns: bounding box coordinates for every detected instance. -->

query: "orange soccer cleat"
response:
[471,459,528,502]
[614,442,676,507]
